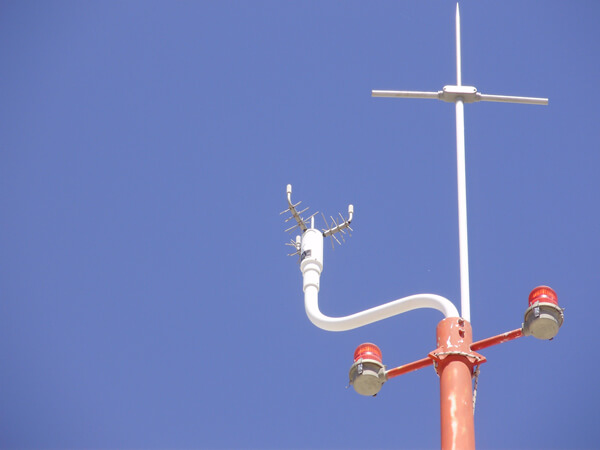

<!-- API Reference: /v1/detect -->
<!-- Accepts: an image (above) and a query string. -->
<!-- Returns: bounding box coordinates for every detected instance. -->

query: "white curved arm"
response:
[304,285,459,332]
[299,228,459,332]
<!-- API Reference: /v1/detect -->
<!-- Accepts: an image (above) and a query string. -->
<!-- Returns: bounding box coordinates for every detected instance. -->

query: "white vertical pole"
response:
[455,3,470,322]
[455,99,470,322]
[455,3,462,87]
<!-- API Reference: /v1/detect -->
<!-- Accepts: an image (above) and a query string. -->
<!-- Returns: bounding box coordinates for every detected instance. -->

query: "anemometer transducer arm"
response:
[282,184,459,332]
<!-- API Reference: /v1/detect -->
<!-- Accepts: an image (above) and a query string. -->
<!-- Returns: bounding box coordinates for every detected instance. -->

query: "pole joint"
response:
[428,318,486,375]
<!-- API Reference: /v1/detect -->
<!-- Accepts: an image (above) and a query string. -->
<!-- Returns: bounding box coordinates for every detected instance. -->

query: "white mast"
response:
[456,2,462,87]
[454,3,470,322]
[372,3,548,323]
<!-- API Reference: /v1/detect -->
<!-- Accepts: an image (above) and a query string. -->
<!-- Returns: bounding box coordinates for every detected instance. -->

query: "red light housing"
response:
[523,285,564,340]
[353,343,382,364]
[528,286,558,307]
[349,343,386,396]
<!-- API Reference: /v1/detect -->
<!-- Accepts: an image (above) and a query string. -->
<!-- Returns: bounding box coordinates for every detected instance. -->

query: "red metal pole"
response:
[430,318,485,450]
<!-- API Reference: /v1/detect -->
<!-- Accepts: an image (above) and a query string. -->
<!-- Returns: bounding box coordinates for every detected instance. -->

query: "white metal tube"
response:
[372,90,440,100]
[299,227,459,331]
[456,3,462,86]
[304,285,459,332]
[478,94,548,105]
[455,98,471,322]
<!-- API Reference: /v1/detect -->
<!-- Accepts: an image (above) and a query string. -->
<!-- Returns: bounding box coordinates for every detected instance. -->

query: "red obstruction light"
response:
[353,343,383,363]
[349,343,386,396]
[523,285,564,340]
[528,286,558,306]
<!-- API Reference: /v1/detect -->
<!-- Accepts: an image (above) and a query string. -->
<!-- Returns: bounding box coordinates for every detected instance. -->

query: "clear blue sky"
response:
[1,1,598,448]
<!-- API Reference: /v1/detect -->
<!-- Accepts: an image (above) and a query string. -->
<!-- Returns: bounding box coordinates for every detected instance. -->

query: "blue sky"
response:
[1,1,598,448]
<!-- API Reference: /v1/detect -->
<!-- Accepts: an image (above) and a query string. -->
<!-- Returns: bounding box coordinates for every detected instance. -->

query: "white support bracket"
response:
[299,228,459,332]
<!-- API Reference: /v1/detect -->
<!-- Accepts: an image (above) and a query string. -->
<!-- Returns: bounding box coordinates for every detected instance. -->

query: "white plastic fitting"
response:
[299,228,459,332]
[300,228,324,292]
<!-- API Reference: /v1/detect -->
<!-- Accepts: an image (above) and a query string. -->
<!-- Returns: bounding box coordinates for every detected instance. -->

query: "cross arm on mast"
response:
[372,87,548,105]
[478,93,548,105]
[372,90,441,100]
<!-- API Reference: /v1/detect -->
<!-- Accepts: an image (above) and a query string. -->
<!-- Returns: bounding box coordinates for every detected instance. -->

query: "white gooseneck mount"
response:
[283,185,459,332]
[301,228,459,331]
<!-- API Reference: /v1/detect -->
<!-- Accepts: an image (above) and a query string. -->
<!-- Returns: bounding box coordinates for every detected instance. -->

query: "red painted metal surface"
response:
[430,318,485,450]
[439,358,475,450]
[385,328,523,380]
[382,323,528,449]
[385,357,433,379]
[471,328,523,351]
